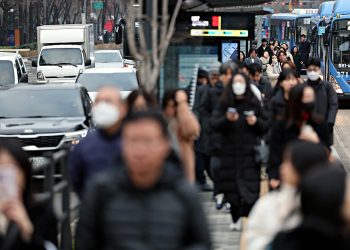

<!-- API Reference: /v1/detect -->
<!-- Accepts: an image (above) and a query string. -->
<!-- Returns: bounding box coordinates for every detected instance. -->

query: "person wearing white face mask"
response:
[305,57,338,145]
[69,86,127,197]
[209,73,268,231]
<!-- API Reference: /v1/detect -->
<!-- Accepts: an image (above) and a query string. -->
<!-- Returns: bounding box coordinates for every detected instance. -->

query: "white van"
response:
[0,52,28,85]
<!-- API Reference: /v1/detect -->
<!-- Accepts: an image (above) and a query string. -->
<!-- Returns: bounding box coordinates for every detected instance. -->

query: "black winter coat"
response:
[75,162,211,250]
[210,96,268,205]
[272,219,350,250]
[255,77,273,107]
[257,45,273,58]
[0,202,58,250]
[268,119,331,180]
[305,79,338,125]
[198,82,225,156]
[292,53,303,75]
[267,89,287,124]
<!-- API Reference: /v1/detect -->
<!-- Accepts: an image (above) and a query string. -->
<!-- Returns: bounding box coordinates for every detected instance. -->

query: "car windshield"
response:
[332,32,350,69]
[0,61,15,84]
[0,89,85,118]
[39,48,83,66]
[95,52,122,63]
[76,72,138,91]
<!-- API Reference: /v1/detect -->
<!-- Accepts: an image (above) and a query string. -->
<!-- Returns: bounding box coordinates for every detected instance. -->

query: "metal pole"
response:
[82,0,87,24]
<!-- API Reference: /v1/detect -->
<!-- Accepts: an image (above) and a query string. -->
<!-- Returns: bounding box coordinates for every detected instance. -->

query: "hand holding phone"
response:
[226,107,239,122]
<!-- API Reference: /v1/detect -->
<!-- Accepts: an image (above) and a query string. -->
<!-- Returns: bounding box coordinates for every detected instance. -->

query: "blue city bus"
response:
[270,13,297,47]
[311,1,335,62]
[323,0,350,97]
[270,10,317,48]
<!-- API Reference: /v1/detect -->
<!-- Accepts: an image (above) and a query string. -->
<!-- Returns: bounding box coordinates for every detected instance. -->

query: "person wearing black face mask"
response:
[268,84,331,189]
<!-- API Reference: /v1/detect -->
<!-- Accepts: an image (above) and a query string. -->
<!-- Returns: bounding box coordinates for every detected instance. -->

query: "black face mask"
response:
[302,102,315,113]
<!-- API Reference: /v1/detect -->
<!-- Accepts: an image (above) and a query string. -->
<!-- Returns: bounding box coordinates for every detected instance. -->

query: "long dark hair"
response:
[127,89,157,112]
[291,46,299,56]
[0,140,32,209]
[240,51,246,62]
[220,73,257,109]
[273,69,298,95]
[286,84,320,127]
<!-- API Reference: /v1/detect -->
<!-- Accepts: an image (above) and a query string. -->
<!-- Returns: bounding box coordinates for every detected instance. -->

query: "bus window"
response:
[332,32,350,68]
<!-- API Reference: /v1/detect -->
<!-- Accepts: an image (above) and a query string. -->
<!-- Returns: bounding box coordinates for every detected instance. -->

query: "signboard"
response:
[182,12,255,39]
[318,26,326,35]
[92,1,104,10]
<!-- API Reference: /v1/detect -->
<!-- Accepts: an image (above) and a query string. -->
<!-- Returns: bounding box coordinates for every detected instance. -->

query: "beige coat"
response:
[267,63,281,88]
[171,102,200,183]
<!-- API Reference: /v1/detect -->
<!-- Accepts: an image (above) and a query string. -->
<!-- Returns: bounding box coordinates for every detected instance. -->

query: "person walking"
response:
[299,34,311,68]
[291,46,302,76]
[69,86,127,197]
[260,51,270,78]
[268,70,299,123]
[162,90,200,183]
[281,43,294,63]
[75,111,211,250]
[305,57,338,145]
[247,141,330,250]
[198,62,237,205]
[267,54,281,88]
[268,84,332,189]
[257,38,273,58]
[248,63,273,106]
[0,140,58,250]
[272,167,350,250]
[210,73,268,230]
[244,48,262,67]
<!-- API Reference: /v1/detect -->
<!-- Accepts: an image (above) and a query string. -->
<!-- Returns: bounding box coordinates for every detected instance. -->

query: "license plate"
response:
[30,157,49,170]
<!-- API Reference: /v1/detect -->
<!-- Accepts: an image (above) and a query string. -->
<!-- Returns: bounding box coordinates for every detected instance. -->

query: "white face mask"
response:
[232,82,246,96]
[307,71,320,81]
[92,102,120,128]
[272,59,278,64]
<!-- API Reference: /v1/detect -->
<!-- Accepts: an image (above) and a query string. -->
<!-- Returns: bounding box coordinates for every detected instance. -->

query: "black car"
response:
[0,83,93,170]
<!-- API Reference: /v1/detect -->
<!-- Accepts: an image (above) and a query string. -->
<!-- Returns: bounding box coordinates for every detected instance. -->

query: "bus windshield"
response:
[332,32,350,69]
[296,17,312,42]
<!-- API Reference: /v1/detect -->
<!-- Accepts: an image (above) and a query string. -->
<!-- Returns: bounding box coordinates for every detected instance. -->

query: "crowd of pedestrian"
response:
[0,34,349,250]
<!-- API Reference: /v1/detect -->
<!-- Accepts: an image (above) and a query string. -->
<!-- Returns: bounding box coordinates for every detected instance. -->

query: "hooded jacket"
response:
[75,161,212,250]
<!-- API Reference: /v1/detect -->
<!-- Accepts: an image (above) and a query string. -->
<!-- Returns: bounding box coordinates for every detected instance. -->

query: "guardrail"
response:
[0,49,31,52]
[32,149,72,250]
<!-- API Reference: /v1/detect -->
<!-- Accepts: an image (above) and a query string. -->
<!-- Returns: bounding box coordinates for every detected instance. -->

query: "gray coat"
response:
[244,57,262,67]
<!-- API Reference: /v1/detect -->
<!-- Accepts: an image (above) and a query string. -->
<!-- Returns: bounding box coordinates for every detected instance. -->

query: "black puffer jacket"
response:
[209,93,268,205]
[75,162,211,250]
[198,82,225,156]
[305,79,338,125]
[268,89,287,123]
[268,119,330,180]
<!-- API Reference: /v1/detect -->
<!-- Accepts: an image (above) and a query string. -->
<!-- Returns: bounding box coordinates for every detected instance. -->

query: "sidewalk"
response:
[201,192,241,250]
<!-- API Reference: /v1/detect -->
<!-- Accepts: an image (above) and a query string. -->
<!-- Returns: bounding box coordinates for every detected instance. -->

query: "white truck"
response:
[32,24,94,83]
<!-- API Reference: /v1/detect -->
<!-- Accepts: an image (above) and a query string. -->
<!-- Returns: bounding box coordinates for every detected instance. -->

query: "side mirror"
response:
[85,59,92,66]
[20,74,29,83]
[32,59,38,67]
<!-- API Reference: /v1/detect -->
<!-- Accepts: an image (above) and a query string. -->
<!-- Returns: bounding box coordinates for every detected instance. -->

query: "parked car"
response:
[94,50,124,68]
[0,52,28,85]
[0,83,93,170]
[75,67,139,101]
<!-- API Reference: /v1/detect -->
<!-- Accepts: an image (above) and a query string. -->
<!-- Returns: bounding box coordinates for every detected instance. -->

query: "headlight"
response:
[63,130,88,145]
[330,76,343,94]
[37,71,45,80]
